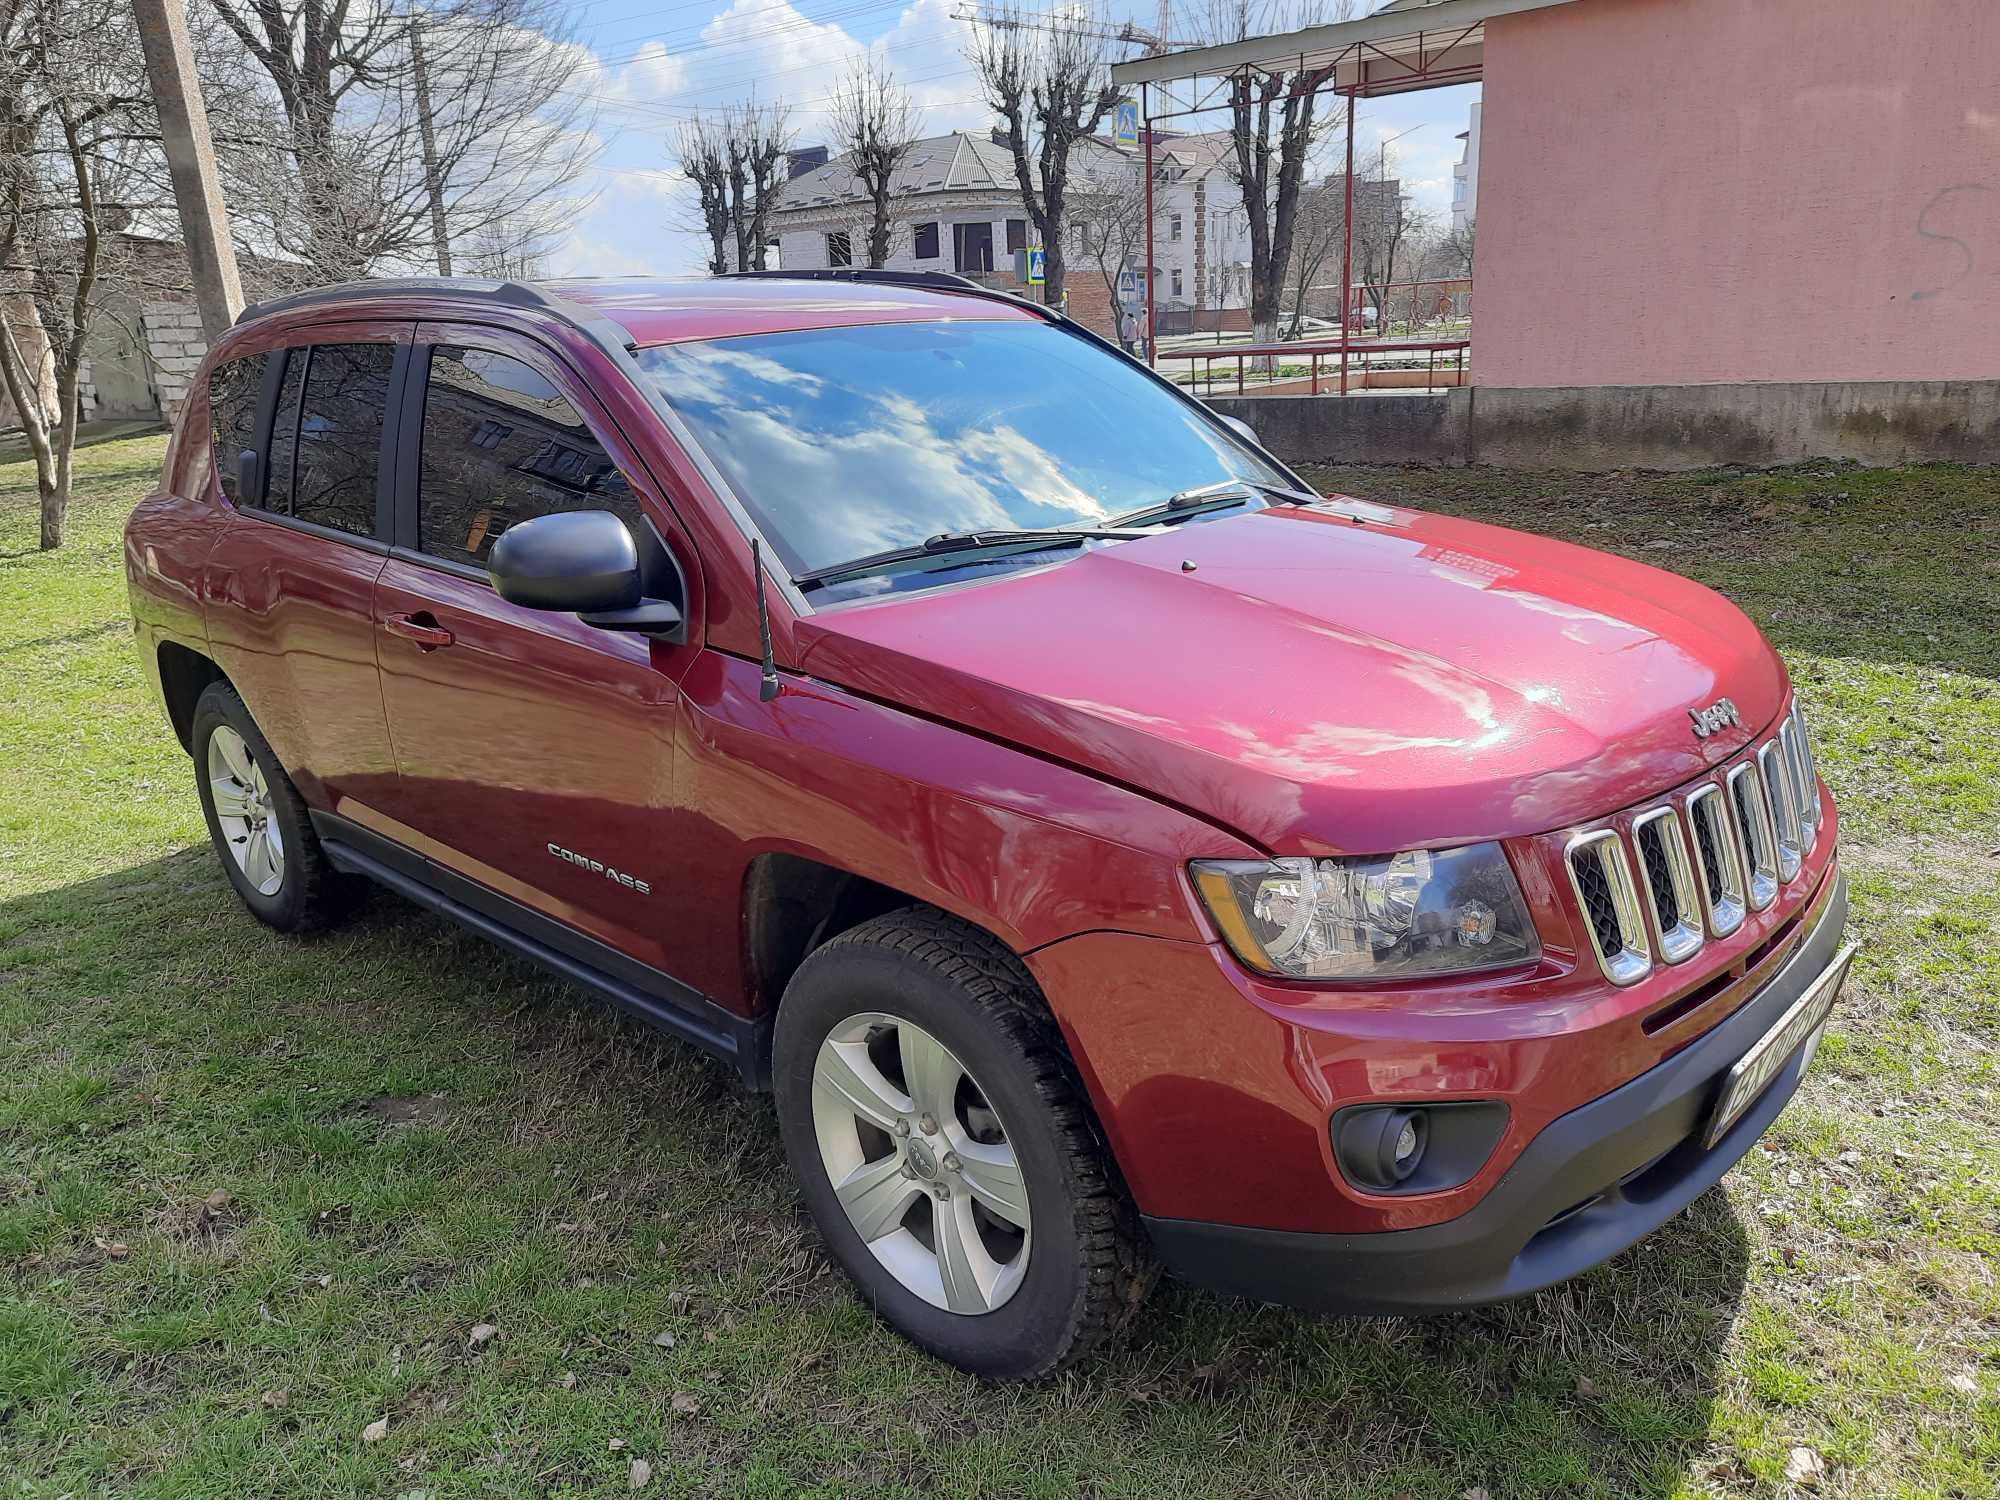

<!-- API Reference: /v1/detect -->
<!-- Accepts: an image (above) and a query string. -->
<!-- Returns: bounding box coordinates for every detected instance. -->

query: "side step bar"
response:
[319,832,770,1090]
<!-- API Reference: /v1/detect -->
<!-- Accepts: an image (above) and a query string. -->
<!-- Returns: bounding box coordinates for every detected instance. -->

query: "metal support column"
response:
[1142,82,1158,367]
[1339,90,1355,397]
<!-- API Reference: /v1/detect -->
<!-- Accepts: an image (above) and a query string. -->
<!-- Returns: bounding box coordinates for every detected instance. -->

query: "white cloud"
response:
[550,0,990,278]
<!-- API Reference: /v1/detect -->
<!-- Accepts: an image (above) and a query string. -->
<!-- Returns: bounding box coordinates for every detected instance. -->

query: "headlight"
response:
[1191,843,1541,981]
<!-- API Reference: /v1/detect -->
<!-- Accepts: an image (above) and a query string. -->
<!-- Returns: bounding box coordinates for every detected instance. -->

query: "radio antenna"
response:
[752,538,781,702]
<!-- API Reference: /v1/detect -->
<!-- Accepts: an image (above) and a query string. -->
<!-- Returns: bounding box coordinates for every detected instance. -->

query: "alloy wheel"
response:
[810,1011,1032,1314]
[208,725,285,896]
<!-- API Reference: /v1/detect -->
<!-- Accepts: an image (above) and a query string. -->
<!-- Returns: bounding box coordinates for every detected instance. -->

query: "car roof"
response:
[552,276,1042,347]
[233,274,1045,351]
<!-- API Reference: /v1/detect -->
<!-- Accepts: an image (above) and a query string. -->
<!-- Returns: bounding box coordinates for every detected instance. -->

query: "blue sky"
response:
[551,0,1479,277]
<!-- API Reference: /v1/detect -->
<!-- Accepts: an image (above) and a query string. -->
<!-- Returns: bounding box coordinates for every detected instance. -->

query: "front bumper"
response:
[1142,871,1850,1314]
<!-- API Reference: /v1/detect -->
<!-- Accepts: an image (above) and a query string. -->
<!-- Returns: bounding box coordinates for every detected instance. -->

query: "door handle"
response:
[384,611,454,650]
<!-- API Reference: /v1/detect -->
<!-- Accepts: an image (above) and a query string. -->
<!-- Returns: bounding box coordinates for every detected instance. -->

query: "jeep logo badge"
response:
[1688,696,1742,739]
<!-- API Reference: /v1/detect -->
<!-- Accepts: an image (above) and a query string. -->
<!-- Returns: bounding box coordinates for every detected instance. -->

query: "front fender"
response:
[661,650,1257,1011]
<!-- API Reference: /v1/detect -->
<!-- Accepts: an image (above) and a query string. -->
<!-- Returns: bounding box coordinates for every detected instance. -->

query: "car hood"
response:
[793,500,1786,855]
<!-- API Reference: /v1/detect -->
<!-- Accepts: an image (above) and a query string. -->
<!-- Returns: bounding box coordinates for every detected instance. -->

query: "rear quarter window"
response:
[206,353,267,504]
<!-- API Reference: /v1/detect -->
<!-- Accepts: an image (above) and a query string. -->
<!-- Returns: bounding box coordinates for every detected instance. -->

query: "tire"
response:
[190,681,358,934]
[772,906,1147,1380]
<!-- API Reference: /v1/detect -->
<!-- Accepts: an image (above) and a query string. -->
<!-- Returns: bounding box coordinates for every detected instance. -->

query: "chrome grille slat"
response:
[1758,739,1804,881]
[1782,709,1820,847]
[1728,760,1781,911]
[1686,782,1747,937]
[1632,807,1704,963]
[1564,829,1651,986]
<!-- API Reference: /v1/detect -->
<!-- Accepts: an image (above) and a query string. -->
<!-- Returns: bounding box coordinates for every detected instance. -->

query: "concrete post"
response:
[132,0,243,342]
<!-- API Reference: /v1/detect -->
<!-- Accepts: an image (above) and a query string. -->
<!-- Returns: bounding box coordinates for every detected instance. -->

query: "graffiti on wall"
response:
[1911,183,1996,301]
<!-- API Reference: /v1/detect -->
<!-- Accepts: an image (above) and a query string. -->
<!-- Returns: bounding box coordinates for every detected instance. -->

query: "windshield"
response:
[637,320,1293,592]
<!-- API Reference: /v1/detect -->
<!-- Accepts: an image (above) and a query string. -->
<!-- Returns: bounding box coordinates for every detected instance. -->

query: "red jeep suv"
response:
[125,272,1853,1379]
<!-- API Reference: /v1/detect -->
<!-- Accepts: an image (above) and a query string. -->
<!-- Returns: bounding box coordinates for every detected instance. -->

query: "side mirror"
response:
[489,510,684,636]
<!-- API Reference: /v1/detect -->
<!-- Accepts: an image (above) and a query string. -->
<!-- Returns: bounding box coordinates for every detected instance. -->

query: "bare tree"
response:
[0,0,149,549]
[1282,175,1344,337]
[1196,0,1353,347]
[674,115,733,275]
[1354,176,1428,333]
[969,5,1120,307]
[201,0,597,286]
[1439,219,1474,279]
[724,100,792,273]
[831,62,918,270]
[1069,140,1150,349]
[672,104,793,275]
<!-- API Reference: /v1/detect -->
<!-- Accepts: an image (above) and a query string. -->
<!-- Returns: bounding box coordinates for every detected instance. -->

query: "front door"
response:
[368,324,695,977]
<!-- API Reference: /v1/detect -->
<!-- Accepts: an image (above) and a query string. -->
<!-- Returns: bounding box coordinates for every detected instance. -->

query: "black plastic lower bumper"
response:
[1143,872,1849,1315]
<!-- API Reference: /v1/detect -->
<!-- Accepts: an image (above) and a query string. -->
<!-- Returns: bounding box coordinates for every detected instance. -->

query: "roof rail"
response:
[720,268,998,295]
[235,276,577,327]
[718,267,1057,321]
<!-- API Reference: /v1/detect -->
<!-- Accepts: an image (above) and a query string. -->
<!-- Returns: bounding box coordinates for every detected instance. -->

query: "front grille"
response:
[1781,712,1819,851]
[1686,782,1747,936]
[1758,740,1804,880]
[1728,761,1780,911]
[1563,702,1824,982]
[1632,808,1704,963]
[1564,829,1652,985]
[1574,854,1623,955]
[1692,809,1722,903]
[1634,819,1680,926]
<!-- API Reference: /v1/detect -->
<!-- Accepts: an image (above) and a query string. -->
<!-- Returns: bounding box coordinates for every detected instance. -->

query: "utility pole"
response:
[409,15,453,276]
[131,0,242,341]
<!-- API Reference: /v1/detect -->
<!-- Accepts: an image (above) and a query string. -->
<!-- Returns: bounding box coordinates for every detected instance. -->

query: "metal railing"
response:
[1153,337,1471,397]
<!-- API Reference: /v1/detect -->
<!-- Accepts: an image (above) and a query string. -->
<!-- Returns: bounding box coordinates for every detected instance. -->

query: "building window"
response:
[1171,268,1183,299]
[913,221,939,259]
[1005,218,1027,254]
[1170,213,1182,241]
[826,230,852,267]
[953,221,994,274]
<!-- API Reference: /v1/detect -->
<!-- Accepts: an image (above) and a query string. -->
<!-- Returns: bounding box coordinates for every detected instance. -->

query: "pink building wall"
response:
[1473,0,2000,388]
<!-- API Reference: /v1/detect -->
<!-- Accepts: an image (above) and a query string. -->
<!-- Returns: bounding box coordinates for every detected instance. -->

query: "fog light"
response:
[1332,1099,1510,1196]
[1394,1115,1421,1166]
[1335,1106,1429,1190]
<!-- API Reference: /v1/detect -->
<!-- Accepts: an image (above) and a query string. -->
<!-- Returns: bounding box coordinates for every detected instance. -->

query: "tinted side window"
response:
[293,343,392,537]
[207,353,267,504]
[264,347,308,516]
[416,345,644,568]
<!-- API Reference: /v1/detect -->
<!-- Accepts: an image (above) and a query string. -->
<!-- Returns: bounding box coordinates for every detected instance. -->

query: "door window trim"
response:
[390,328,693,626]
[226,331,411,551]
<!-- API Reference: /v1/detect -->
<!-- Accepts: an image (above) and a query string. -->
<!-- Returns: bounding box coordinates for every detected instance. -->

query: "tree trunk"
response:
[409,20,452,275]
[38,468,64,549]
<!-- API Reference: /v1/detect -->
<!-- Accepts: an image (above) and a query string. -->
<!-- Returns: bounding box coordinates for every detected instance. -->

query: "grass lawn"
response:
[3,435,1996,1498]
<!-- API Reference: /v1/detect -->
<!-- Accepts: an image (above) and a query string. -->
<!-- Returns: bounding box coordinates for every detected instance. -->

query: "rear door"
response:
[368,322,696,976]
[201,325,407,823]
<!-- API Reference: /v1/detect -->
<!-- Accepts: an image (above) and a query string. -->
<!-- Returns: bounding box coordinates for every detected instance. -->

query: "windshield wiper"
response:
[794,527,1148,591]
[1105,477,1324,529]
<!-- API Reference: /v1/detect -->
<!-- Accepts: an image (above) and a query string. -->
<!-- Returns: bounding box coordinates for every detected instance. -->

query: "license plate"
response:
[1704,942,1858,1148]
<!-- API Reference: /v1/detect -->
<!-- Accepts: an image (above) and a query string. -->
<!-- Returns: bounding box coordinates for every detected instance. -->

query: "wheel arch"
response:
[157,640,230,753]
[742,851,1014,1017]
